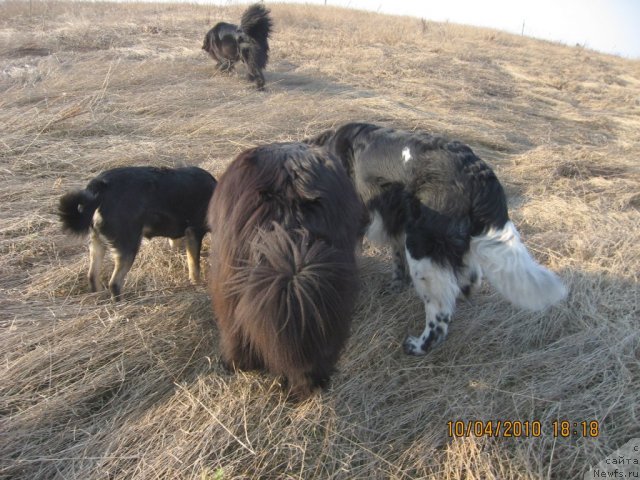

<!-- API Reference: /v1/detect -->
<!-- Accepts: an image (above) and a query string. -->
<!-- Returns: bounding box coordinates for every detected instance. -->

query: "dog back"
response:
[89,166,216,239]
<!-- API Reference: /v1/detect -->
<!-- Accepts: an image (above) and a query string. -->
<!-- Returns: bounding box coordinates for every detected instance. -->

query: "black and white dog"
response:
[58,166,217,299]
[306,123,567,356]
[202,4,273,90]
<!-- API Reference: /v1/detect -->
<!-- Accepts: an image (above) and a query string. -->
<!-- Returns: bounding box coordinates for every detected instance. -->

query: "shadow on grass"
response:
[266,69,375,98]
[1,253,637,478]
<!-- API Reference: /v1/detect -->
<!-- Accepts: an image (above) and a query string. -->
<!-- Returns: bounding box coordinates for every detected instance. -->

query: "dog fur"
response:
[207,142,363,400]
[306,122,567,355]
[202,3,273,90]
[58,166,217,299]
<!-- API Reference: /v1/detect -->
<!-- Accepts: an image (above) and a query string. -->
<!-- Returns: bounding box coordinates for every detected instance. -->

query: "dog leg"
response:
[108,250,136,300]
[253,70,265,90]
[219,329,263,372]
[389,235,410,292]
[246,71,265,90]
[241,48,265,89]
[364,209,408,292]
[218,60,234,72]
[184,227,204,284]
[403,250,459,355]
[244,66,264,89]
[458,250,482,298]
[286,370,324,402]
[88,230,106,292]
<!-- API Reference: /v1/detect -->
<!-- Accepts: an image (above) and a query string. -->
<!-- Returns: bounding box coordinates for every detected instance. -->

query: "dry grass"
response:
[1,1,639,478]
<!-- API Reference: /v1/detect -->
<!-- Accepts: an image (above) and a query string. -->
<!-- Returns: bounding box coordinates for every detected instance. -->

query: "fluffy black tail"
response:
[239,3,272,70]
[58,189,99,235]
[240,4,272,47]
[231,224,358,399]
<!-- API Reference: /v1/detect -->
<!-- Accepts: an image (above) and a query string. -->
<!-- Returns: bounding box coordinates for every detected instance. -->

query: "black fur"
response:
[306,122,507,353]
[58,189,99,234]
[202,4,273,90]
[58,166,217,299]
[307,122,566,355]
[306,122,508,264]
[207,142,363,400]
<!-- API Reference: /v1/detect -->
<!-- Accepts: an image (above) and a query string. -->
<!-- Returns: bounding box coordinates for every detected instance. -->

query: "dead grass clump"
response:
[1,1,639,478]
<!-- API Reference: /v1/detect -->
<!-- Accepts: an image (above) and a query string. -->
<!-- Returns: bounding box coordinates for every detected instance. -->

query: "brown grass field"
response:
[1,1,639,478]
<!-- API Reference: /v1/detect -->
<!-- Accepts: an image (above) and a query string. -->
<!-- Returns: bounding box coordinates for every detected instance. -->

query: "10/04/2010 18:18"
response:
[446,420,600,438]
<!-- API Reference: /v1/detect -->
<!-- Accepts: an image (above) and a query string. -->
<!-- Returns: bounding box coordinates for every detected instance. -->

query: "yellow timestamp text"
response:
[446,420,600,438]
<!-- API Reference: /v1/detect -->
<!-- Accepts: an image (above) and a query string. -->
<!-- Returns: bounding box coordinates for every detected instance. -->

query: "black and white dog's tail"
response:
[58,189,100,236]
[239,3,272,70]
[471,221,567,311]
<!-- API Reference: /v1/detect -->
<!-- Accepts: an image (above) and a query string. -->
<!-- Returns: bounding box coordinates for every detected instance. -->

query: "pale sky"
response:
[208,0,640,59]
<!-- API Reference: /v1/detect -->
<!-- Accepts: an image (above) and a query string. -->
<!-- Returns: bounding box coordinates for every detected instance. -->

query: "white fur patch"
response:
[169,238,184,250]
[471,221,567,311]
[402,146,412,163]
[92,209,103,228]
[404,250,459,355]
[91,209,110,245]
[365,210,390,246]
[88,230,106,292]
[406,253,459,314]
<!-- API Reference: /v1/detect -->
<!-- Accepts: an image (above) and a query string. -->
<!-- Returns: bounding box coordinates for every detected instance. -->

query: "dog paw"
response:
[402,330,445,356]
[218,357,235,373]
[403,336,427,355]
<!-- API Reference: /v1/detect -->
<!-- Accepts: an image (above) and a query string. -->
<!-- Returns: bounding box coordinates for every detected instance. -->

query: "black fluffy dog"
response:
[307,123,567,356]
[202,4,273,90]
[208,143,363,400]
[58,166,217,299]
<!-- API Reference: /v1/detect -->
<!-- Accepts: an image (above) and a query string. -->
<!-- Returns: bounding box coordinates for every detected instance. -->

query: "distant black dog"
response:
[208,143,363,400]
[306,123,567,356]
[58,166,217,299]
[202,4,273,90]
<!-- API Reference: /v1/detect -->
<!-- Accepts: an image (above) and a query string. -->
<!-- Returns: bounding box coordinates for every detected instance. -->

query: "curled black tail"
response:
[240,4,272,44]
[240,3,272,69]
[58,189,99,235]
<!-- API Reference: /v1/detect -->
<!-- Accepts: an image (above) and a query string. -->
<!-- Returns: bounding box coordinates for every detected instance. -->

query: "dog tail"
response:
[471,221,567,311]
[240,4,272,44]
[58,189,100,235]
[240,3,272,67]
[232,223,358,398]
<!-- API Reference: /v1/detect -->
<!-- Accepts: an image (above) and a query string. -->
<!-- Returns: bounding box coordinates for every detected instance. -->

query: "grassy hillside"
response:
[1,1,639,478]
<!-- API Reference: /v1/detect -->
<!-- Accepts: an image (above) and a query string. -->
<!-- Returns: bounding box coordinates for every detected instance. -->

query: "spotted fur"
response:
[306,122,567,355]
